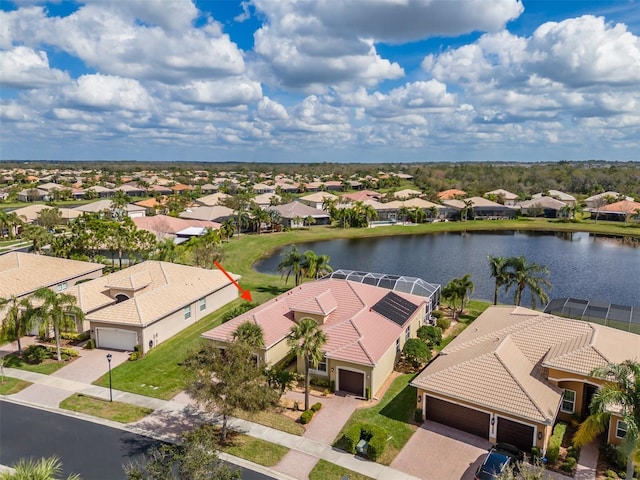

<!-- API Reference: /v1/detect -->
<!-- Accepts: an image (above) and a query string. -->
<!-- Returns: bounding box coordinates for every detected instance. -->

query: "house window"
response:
[311,355,328,375]
[199,297,206,311]
[184,305,191,320]
[616,420,627,439]
[396,337,400,353]
[405,326,411,342]
[57,282,68,292]
[561,389,576,413]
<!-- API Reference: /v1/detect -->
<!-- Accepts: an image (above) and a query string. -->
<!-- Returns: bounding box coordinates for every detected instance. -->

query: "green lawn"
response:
[60,393,153,423]
[0,376,32,395]
[309,459,373,480]
[93,300,251,399]
[221,433,289,467]
[232,408,305,436]
[437,299,491,351]
[334,373,418,465]
[2,354,69,375]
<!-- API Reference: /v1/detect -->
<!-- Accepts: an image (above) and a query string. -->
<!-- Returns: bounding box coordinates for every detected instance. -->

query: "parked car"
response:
[474,443,524,480]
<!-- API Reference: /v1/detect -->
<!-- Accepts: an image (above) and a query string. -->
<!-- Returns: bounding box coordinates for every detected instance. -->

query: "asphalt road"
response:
[0,401,275,479]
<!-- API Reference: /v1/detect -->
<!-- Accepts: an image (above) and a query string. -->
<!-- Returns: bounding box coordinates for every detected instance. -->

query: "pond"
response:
[255,231,640,307]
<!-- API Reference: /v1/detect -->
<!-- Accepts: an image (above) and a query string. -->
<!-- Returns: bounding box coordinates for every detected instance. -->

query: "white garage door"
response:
[96,328,137,351]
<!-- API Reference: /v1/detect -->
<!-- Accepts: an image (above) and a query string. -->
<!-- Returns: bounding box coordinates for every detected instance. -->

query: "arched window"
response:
[115,294,129,303]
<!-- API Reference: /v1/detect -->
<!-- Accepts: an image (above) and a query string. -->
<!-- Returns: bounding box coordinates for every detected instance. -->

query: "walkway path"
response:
[1,365,420,480]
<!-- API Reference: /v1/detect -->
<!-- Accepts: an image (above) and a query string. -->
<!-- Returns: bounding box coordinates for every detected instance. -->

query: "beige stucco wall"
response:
[607,415,625,446]
[265,336,290,366]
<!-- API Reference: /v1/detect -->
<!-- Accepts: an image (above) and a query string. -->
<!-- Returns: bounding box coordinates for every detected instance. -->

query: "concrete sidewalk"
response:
[1,366,421,480]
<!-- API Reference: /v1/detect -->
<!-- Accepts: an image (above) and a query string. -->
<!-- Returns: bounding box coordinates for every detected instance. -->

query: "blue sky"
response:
[1,0,639,163]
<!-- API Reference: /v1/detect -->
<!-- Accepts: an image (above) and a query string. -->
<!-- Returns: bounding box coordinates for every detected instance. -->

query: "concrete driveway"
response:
[51,347,129,383]
[391,420,492,480]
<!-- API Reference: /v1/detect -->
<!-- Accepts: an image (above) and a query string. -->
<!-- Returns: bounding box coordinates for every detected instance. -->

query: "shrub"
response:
[299,409,314,424]
[310,377,330,388]
[432,310,444,319]
[60,348,79,359]
[561,457,577,472]
[311,402,322,412]
[417,325,442,347]
[84,339,95,350]
[546,422,567,464]
[129,351,139,361]
[602,444,627,471]
[566,445,580,459]
[23,345,49,364]
[222,303,257,323]
[342,423,362,454]
[605,469,619,479]
[133,344,142,353]
[436,317,451,331]
[530,446,541,460]
[330,380,335,393]
[402,338,432,368]
[414,408,423,423]
[365,387,371,400]
[360,424,388,461]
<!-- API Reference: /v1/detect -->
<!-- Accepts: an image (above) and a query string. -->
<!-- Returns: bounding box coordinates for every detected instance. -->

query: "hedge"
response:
[343,423,362,454]
[300,409,314,424]
[311,402,322,412]
[546,422,567,464]
[360,424,388,462]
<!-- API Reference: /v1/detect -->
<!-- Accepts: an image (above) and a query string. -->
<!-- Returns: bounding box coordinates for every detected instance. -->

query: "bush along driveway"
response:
[334,373,419,465]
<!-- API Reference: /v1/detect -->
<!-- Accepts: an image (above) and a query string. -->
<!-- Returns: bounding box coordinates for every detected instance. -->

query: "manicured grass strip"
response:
[2,354,68,375]
[0,376,32,395]
[59,393,153,423]
[221,434,289,467]
[334,374,418,465]
[436,299,491,351]
[93,300,247,400]
[309,459,374,480]
[232,408,305,436]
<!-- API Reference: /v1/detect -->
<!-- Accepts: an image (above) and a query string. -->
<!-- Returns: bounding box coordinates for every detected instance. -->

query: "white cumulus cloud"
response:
[0,46,71,88]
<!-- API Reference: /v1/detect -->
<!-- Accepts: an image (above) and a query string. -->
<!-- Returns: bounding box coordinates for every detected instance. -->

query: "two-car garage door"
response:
[426,396,489,439]
[96,328,137,351]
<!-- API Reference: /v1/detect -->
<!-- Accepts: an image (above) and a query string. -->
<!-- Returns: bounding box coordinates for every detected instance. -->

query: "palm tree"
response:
[232,321,264,349]
[221,218,235,242]
[456,273,474,314]
[461,199,474,221]
[110,190,131,219]
[505,256,551,308]
[0,456,81,480]
[21,224,53,254]
[574,361,640,480]
[487,255,509,305]
[0,295,35,355]
[287,317,327,411]
[278,246,305,286]
[33,288,84,362]
[398,206,411,224]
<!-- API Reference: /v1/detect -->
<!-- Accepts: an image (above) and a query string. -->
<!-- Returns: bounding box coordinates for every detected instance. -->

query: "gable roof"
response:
[299,192,338,203]
[202,278,427,366]
[411,306,640,424]
[486,189,518,200]
[270,201,330,219]
[70,261,237,326]
[593,200,640,214]
[132,215,220,236]
[178,205,234,221]
[0,252,104,298]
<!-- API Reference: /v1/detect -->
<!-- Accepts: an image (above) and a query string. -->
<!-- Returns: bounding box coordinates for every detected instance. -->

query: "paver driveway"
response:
[391,420,491,480]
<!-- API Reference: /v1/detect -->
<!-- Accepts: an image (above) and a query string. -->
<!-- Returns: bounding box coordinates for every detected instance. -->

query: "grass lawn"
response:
[334,373,418,465]
[93,300,251,399]
[0,376,32,395]
[309,459,373,480]
[221,432,289,467]
[437,299,491,351]
[59,393,153,423]
[2,354,69,375]
[232,408,305,436]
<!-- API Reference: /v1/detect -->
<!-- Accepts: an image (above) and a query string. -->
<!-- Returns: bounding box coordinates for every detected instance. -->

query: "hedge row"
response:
[300,402,323,424]
[341,423,389,462]
[546,422,567,464]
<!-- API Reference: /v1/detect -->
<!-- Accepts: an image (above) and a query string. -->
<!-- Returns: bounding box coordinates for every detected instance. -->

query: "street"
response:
[0,401,275,480]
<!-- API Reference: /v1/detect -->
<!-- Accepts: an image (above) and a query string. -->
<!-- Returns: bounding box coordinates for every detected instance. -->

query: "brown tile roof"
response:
[0,253,103,298]
[73,261,238,326]
[594,200,640,213]
[132,215,220,236]
[202,279,426,366]
[437,189,466,200]
[412,306,640,424]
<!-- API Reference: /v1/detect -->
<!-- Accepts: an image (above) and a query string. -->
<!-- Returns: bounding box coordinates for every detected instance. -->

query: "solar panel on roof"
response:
[371,291,418,326]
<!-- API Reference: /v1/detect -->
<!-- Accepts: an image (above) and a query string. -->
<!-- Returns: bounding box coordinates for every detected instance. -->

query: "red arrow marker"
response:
[214,261,252,302]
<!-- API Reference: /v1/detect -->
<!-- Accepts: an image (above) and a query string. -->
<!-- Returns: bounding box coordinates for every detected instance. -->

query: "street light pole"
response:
[106,353,113,402]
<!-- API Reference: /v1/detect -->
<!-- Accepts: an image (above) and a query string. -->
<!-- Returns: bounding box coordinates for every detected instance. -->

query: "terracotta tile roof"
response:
[71,261,237,326]
[132,215,220,236]
[594,200,640,213]
[437,188,466,200]
[0,253,103,298]
[202,278,426,366]
[412,306,640,424]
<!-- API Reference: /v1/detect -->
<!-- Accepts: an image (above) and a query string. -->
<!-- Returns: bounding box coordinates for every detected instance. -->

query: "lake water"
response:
[255,231,640,307]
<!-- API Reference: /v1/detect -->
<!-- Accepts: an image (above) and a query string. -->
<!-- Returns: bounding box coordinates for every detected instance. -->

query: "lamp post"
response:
[106,353,113,402]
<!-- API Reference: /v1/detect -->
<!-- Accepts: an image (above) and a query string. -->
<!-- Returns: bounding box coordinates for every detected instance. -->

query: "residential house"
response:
[148,185,173,196]
[17,188,48,202]
[196,192,231,207]
[341,190,382,203]
[199,183,219,194]
[134,198,167,216]
[115,184,147,197]
[10,204,82,225]
[84,185,114,198]
[384,198,441,222]
[532,190,576,207]
[392,189,423,200]
[591,200,640,222]
[252,183,276,194]
[132,214,220,240]
[203,272,441,398]
[254,193,281,209]
[171,184,195,195]
[268,201,330,228]
[517,197,568,218]
[75,199,146,219]
[179,205,234,223]
[69,261,239,353]
[437,189,466,201]
[412,306,640,452]
[443,197,517,220]
[299,192,339,210]
[485,189,519,206]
